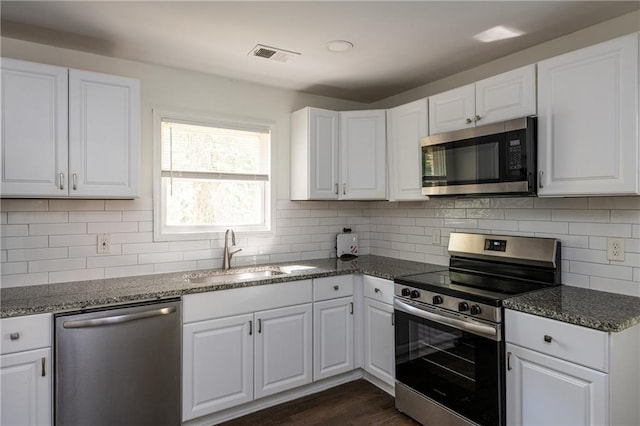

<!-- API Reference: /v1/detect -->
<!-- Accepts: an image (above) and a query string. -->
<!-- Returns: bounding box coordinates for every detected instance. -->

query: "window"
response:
[153,110,273,240]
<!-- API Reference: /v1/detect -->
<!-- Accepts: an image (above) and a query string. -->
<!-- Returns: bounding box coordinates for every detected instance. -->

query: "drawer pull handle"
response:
[10,332,20,340]
[258,318,262,333]
[59,173,64,190]
[249,320,253,336]
[374,288,380,293]
[333,285,339,291]
[544,335,552,343]
[507,352,512,371]
[41,358,46,377]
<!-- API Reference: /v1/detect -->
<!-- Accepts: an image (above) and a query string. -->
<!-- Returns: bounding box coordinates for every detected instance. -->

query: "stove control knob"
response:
[470,305,482,315]
[410,290,420,299]
[401,288,411,297]
[458,302,469,312]
[432,295,443,305]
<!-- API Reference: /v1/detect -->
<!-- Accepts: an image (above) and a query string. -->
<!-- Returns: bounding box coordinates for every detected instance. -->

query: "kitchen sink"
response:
[186,267,289,285]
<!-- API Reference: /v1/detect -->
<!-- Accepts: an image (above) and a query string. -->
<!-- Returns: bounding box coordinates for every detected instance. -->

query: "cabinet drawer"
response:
[313,275,354,301]
[363,276,394,305]
[505,310,609,372]
[1,314,52,355]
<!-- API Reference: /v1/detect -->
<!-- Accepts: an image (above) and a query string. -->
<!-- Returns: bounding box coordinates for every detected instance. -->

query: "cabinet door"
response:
[0,348,51,426]
[363,298,395,386]
[537,33,639,196]
[69,69,140,198]
[506,343,607,426]
[428,84,475,134]
[313,296,354,381]
[387,99,428,201]
[309,108,340,199]
[255,304,312,399]
[340,110,387,199]
[475,65,536,126]
[1,58,68,197]
[182,314,253,420]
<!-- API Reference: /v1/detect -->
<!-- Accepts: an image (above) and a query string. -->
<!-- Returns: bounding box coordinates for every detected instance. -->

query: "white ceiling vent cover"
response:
[249,44,300,63]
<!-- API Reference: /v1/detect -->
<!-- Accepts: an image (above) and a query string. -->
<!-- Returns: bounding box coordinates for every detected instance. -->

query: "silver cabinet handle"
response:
[544,335,552,343]
[466,118,473,124]
[539,170,544,189]
[9,332,19,340]
[59,173,64,190]
[41,357,46,377]
[63,306,176,328]
[72,173,78,190]
[258,318,262,333]
[333,285,339,291]
[507,352,512,371]
[249,320,253,336]
[349,302,354,315]
[391,313,395,326]
[343,183,346,195]
[374,288,380,293]
[334,183,338,195]
[474,114,482,122]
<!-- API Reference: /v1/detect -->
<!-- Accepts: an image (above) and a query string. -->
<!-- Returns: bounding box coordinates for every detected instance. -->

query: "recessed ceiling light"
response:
[473,26,525,43]
[327,40,354,52]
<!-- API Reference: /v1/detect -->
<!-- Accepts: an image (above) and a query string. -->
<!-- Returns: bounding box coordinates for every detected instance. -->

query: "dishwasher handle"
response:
[63,306,177,329]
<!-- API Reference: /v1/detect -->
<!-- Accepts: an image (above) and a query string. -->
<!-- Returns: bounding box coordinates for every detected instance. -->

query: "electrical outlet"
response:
[432,228,441,245]
[607,238,625,261]
[97,233,111,254]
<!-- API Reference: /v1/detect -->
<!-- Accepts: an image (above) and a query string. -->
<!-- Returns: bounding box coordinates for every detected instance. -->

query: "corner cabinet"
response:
[386,99,428,201]
[0,314,52,426]
[1,58,140,198]
[290,107,386,200]
[429,64,536,134]
[537,33,639,196]
[505,309,640,426]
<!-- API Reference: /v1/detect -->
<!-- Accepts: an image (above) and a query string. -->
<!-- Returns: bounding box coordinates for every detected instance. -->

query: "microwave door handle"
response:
[393,299,499,341]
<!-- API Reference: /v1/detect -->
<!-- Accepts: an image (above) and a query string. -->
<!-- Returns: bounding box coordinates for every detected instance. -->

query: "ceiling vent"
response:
[248,44,300,63]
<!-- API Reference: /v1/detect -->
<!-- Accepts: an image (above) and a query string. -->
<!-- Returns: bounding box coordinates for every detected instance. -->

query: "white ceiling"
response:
[1,1,639,103]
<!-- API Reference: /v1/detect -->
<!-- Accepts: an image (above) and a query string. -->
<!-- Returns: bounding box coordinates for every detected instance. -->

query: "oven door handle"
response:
[394,299,500,341]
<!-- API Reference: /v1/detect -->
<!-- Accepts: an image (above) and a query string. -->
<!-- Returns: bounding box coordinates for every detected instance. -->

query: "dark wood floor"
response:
[218,380,420,426]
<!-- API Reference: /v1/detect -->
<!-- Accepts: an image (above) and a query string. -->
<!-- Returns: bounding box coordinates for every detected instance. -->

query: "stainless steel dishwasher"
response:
[55,298,181,426]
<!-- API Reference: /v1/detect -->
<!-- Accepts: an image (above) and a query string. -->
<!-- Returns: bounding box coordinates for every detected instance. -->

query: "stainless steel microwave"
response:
[421,116,537,196]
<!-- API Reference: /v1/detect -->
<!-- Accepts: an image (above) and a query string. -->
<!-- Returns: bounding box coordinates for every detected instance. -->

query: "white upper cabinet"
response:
[1,58,140,198]
[386,99,428,201]
[290,107,340,200]
[537,33,639,196]
[429,65,536,134]
[340,110,386,200]
[1,58,68,197]
[290,107,386,200]
[69,69,140,198]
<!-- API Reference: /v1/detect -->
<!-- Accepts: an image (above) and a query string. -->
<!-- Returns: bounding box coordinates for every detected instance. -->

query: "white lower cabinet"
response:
[182,281,314,421]
[0,314,52,426]
[362,276,395,388]
[313,296,354,381]
[505,309,640,426]
[363,298,395,387]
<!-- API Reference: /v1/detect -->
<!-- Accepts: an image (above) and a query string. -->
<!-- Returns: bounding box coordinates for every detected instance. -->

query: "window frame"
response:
[152,108,276,242]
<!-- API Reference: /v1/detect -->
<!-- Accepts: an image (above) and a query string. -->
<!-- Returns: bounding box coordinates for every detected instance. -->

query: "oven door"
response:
[394,298,504,426]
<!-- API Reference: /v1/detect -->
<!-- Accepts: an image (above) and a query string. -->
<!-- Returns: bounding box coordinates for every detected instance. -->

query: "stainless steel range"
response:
[393,232,560,426]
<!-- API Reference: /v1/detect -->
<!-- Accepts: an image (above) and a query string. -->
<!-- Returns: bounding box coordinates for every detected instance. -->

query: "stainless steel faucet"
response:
[222,229,242,270]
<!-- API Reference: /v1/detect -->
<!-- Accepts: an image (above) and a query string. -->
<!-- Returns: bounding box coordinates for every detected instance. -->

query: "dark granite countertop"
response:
[0,255,445,318]
[503,285,640,332]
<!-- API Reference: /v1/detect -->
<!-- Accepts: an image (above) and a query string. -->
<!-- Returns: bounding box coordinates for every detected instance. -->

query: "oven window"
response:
[395,309,503,425]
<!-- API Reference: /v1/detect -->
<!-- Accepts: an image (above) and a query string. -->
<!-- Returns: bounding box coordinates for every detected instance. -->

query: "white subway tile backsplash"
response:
[111,232,153,244]
[610,210,640,224]
[69,211,122,222]
[1,262,27,275]
[552,210,610,223]
[0,213,7,224]
[105,198,153,211]
[1,236,48,250]
[569,223,632,238]
[590,277,640,297]
[634,225,640,238]
[0,199,48,212]
[477,220,519,231]
[50,234,98,247]
[8,212,68,224]
[29,257,86,273]
[1,272,49,287]
[518,221,568,234]
[138,252,183,264]
[454,198,490,209]
[570,260,632,281]
[154,260,197,274]
[169,241,211,252]
[434,209,466,218]
[30,223,87,236]
[122,242,169,254]
[0,251,6,263]
[104,264,154,279]
[561,272,590,288]
[588,196,640,210]
[87,255,138,269]
[138,222,153,232]
[87,222,138,234]
[534,198,588,209]
[633,268,639,282]
[122,211,153,222]
[466,209,504,219]
[0,225,29,237]
[49,200,105,211]
[444,218,478,228]
[563,247,606,264]
[505,209,551,221]
[490,198,534,209]
[8,247,67,262]
[69,245,122,258]
[50,268,105,283]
